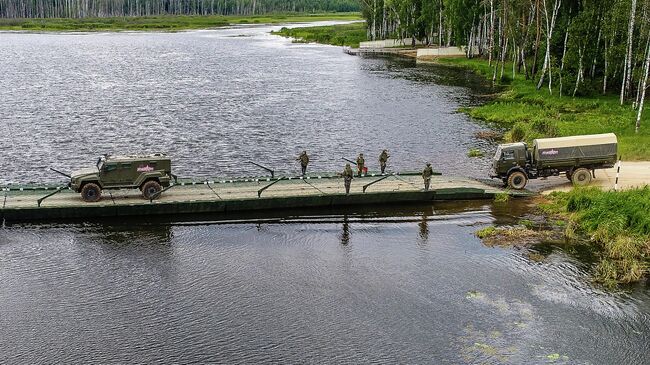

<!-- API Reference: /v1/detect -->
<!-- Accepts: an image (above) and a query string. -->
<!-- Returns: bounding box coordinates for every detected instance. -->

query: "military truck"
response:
[490,133,618,189]
[69,154,174,202]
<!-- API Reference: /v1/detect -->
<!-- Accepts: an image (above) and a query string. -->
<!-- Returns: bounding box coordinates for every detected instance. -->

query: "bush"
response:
[508,122,527,142]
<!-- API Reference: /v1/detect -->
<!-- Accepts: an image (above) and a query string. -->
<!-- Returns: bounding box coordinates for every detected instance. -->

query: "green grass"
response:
[437,58,650,160]
[543,187,650,285]
[271,22,366,48]
[0,13,362,31]
[467,148,484,158]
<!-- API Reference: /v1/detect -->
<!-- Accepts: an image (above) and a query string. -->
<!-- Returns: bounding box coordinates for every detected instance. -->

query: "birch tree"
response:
[536,0,561,93]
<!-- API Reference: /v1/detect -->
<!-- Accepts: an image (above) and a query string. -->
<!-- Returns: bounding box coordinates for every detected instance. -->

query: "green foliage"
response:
[493,191,510,203]
[272,22,366,47]
[437,58,650,160]
[475,226,497,238]
[519,219,535,229]
[547,187,650,285]
[1,0,360,18]
[508,123,527,142]
[467,148,484,157]
[0,13,362,31]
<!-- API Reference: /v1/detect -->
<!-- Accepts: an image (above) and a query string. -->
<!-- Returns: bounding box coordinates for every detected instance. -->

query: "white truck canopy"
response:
[534,133,617,150]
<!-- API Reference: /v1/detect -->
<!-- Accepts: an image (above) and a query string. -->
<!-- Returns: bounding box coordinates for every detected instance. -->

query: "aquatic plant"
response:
[467,148,484,158]
[475,226,497,239]
[493,191,510,203]
[543,187,650,285]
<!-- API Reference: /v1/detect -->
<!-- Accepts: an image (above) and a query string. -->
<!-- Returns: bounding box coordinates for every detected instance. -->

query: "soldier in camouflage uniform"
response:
[356,153,365,177]
[422,163,434,191]
[379,150,390,174]
[342,163,354,194]
[296,151,309,176]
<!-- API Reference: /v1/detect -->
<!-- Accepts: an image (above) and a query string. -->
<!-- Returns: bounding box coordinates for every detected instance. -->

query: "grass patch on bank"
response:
[436,57,650,160]
[543,187,650,286]
[272,22,366,47]
[0,13,362,31]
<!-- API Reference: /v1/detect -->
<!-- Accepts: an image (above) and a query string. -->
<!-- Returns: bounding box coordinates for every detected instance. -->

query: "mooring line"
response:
[393,174,421,190]
[302,178,327,195]
[206,181,222,200]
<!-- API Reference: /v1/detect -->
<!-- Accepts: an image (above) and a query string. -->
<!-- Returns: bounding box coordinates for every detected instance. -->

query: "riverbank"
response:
[433,58,650,161]
[0,13,361,31]
[271,21,365,47]
[542,188,650,286]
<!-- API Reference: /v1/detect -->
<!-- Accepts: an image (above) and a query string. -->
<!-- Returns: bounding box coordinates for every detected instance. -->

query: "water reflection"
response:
[340,215,350,245]
[418,212,429,242]
[0,199,649,363]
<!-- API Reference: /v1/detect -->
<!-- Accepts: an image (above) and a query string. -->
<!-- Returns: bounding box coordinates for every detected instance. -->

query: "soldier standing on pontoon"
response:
[343,163,354,194]
[379,150,390,174]
[422,163,434,191]
[296,151,309,176]
[356,153,365,177]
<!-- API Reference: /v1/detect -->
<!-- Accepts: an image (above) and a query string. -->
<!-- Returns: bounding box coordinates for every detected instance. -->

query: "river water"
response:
[1,23,649,364]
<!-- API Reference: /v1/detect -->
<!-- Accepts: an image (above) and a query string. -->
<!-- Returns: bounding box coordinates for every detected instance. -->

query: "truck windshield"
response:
[493,147,502,160]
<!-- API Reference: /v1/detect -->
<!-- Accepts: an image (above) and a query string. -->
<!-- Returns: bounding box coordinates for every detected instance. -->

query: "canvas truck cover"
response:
[533,133,617,162]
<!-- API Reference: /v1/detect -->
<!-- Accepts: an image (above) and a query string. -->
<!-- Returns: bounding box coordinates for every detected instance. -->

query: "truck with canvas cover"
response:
[490,133,617,189]
[68,154,174,202]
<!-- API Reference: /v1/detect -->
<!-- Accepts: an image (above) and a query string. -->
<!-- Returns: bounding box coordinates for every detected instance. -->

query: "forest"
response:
[0,0,359,18]
[359,0,650,130]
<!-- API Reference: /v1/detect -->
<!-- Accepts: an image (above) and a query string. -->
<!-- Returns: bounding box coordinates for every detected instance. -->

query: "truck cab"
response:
[491,142,528,178]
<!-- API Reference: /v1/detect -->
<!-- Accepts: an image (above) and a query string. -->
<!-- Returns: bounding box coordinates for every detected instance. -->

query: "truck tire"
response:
[81,183,101,202]
[507,171,528,190]
[142,180,162,200]
[571,168,592,186]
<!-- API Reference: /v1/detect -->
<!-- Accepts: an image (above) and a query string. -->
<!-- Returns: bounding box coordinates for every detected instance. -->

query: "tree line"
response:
[360,0,650,131]
[0,0,359,18]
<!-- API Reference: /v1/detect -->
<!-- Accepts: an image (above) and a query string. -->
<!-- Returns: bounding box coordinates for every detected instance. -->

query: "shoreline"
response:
[0,13,362,32]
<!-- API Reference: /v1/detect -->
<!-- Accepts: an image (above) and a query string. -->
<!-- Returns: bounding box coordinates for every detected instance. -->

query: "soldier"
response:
[422,163,434,191]
[296,150,309,176]
[379,149,390,174]
[342,163,354,194]
[356,153,365,177]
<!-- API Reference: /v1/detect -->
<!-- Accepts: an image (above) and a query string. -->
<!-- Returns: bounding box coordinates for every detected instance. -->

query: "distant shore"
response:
[0,13,361,32]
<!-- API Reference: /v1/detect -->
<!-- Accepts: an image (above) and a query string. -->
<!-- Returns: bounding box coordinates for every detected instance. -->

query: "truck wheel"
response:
[142,180,162,200]
[571,168,592,186]
[507,171,528,190]
[81,183,101,202]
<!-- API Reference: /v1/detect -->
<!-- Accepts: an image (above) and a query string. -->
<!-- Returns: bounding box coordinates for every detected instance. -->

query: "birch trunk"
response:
[536,0,561,93]
[636,36,650,132]
[621,0,637,105]
[559,26,569,97]
[573,47,584,97]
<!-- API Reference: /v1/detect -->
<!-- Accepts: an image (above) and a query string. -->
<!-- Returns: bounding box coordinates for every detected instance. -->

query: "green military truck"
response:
[69,154,174,202]
[490,133,618,189]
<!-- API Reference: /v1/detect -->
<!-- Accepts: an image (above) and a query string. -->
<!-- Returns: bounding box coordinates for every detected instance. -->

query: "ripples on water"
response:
[0,24,495,185]
[1,24,649,364]
[1,202,649,364]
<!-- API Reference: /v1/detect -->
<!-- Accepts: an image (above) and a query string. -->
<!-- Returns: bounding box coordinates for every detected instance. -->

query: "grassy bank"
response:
[0,13,361,31]
[437,58,650,160]
[542,188,650,286]
[271,22,366,48]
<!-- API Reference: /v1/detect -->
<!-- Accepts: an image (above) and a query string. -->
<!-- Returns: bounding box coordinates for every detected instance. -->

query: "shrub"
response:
[508,122,527,142]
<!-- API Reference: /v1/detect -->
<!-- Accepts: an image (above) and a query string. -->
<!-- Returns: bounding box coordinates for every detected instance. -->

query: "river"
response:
[0,23,649,364]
